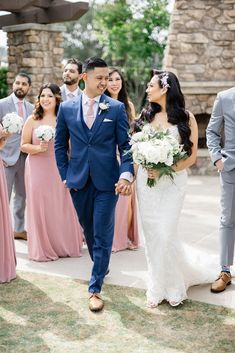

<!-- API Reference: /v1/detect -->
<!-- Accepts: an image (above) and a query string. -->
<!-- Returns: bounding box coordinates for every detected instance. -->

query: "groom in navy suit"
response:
[55,57,133,312]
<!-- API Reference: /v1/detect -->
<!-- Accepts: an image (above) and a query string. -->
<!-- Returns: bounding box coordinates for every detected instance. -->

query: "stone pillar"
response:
[163,0,235,115]
[163,0,235,174]
[3,23,65,103]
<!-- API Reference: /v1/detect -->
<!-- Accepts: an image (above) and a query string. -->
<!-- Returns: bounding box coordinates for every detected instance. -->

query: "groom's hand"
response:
[115,179,132,196]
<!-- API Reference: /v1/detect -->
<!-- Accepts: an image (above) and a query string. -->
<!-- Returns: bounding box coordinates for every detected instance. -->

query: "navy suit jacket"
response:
[55,93,134,191]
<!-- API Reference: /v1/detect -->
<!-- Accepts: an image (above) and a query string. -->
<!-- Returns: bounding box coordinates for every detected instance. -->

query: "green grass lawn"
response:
[0,272,234,353]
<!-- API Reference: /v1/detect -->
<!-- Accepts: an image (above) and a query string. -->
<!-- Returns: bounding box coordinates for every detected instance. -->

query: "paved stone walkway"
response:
[15,176,235,309]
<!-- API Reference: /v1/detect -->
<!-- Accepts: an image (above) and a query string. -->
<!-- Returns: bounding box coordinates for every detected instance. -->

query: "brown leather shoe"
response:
[211,271,232,293]
[88,293,104,312]
[14,231,27,240]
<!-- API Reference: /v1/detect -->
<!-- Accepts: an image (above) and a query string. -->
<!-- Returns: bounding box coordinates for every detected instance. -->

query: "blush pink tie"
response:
[67,93,74,100]
[86,99,95,129]
[17,101,24,118]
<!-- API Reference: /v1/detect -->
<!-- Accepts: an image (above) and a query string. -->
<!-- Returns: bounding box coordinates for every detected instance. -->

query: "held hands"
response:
[115,179,132,196]
[39,140,49,153]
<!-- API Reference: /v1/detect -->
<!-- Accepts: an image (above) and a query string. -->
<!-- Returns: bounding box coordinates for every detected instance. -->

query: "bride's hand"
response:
[147,168,159,179]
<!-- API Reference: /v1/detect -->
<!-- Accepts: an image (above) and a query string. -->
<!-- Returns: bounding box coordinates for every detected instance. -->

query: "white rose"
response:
[2,113,23,134]
[132,150,145,164]
[165,154,174,166]
[99,102,109,110]
[43,129,54,142]
[35,125,55,141]
[131,131,144,143]
[142,124,151,133]
[140,143,161,164]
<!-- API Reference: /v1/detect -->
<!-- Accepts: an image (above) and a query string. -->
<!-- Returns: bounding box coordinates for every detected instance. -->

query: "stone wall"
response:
[189,149,216,176]
[163,0,235,115]
[3,23,65,103]
[164,0,235,175]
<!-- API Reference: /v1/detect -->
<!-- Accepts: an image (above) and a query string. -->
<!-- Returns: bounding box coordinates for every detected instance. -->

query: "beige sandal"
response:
[127,240,138,250]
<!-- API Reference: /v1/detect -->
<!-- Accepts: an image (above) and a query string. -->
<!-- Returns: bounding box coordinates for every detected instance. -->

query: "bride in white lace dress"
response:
[134,70,215,308]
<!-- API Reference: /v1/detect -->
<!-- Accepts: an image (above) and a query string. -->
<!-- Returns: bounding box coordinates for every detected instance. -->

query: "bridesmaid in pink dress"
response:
[105,68,139,252]
[0,127,16,283]
[21,83,83,261]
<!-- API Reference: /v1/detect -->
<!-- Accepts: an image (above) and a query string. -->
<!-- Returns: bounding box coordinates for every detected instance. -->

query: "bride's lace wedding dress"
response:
[136,125,216,306]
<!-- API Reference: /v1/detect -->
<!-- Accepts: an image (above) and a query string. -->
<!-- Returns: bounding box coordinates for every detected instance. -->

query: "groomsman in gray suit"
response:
[60,58,83,101]
[0,72,33,240]
[206,87,235,293]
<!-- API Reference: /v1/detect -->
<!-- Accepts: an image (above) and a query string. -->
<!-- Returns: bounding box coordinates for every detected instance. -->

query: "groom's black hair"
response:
[82,57,107,72]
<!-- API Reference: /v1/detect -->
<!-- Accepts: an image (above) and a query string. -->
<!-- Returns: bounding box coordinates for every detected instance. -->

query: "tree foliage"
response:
[0,67,8,99]
[63,7,103,62]
[94,0,170,110]
[63,0,170,112]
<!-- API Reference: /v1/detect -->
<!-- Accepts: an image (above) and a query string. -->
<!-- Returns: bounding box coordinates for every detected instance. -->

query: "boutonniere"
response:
[98,101,110,115]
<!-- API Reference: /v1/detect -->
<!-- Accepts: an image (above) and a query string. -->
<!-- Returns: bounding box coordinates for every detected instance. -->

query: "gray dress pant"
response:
[219,170,235,266]
[4,152,26,232]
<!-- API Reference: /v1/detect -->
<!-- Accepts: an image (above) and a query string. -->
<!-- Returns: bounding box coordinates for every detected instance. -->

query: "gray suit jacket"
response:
[0,94,33,166]
[206,87,235,172]
[60,84,82,102]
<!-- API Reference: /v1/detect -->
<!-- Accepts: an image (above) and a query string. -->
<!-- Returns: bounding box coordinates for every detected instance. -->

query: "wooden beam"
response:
[33,0,55,8]
[0,1,62,12]
[0,2,89,28]
[40,2,89,22]
[0,1,41,12]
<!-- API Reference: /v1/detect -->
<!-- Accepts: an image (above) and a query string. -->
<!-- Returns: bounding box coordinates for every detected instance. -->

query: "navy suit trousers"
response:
[70,177,118,293]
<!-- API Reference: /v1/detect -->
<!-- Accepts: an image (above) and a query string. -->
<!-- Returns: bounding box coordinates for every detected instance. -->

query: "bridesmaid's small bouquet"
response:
[35,125,55,142]
[2,112,24,134]
[129,124,187,187]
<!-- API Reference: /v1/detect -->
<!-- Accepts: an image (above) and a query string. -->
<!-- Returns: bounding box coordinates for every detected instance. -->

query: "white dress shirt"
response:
[64,86,81,100]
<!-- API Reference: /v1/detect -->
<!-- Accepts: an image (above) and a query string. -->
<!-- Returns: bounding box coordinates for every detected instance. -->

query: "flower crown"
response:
[160,73,170,89]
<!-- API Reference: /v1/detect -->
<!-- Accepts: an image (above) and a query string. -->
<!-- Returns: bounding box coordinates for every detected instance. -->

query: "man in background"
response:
[60,58,83,101]
[0,72,33,240]
[206,87,235,293]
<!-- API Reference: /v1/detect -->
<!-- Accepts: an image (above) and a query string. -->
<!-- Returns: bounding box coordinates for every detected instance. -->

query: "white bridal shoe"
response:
[169,300,184,307]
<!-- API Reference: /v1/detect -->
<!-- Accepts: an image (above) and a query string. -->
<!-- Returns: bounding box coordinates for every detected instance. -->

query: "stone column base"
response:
[3,23,65,103]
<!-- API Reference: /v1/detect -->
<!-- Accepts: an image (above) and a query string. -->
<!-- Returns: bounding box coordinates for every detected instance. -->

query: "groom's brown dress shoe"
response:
[89,293,104,312]
[14,231,27,240]
[211,271,232,293]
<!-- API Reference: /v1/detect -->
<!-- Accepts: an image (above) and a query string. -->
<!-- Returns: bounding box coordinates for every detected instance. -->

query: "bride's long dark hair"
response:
[133,70,193,156]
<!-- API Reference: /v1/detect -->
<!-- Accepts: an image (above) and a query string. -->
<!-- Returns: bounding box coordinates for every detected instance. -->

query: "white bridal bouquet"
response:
[129,124,187,187]
[35,125,55,142]
[2,112,24,134]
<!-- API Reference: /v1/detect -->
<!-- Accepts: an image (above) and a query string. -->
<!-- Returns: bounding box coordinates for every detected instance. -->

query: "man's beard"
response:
[63,78,78,85]
[14,89,27,99]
